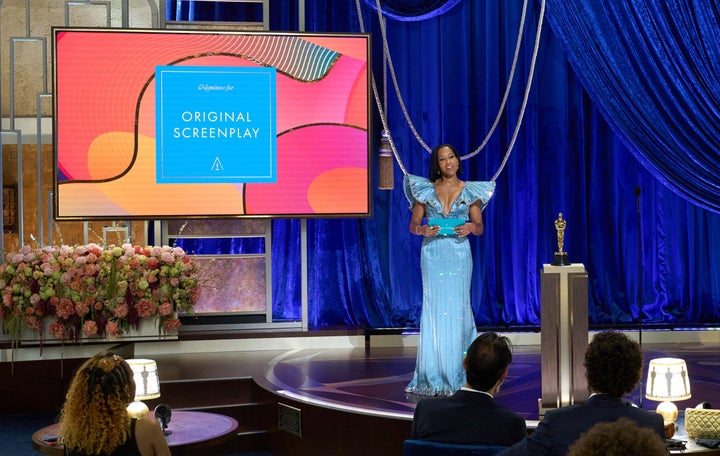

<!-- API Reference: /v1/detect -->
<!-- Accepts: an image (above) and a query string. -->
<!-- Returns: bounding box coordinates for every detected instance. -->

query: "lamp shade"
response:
[645,357,691,402]
[126,358,160,400]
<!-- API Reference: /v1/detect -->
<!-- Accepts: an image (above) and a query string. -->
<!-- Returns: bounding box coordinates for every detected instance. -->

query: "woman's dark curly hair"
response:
[428,144,462,182]
[584,331,643,398]
[59,351,135,455]
[568,418,668,456]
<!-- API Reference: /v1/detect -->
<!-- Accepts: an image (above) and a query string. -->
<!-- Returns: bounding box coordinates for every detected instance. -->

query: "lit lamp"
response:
[645,358,691,426]
[126,358,160,419]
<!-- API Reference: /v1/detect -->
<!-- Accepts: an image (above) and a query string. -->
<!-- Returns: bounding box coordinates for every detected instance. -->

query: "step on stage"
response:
[146,330,719,455]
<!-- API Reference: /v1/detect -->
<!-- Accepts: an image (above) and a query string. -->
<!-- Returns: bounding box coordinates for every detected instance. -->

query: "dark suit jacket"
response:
[496,394,665,456]
[410,389,528,446]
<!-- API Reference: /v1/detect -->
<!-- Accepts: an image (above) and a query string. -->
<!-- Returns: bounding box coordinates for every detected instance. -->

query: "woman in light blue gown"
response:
[404,144,495,396]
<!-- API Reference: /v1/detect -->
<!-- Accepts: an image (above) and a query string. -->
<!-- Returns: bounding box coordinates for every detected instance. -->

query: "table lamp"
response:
[645,357,691,424]
[126,358,161,419]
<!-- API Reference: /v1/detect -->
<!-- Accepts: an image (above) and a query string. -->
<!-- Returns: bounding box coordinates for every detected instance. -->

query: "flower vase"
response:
[14,316,178,345]
[110,316,179,342]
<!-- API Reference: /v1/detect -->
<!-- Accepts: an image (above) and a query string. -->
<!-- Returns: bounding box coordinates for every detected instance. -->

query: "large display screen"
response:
[53,28,371,219]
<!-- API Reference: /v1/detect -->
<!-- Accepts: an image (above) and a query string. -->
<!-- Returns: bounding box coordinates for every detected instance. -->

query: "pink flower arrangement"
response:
[0,243,198,344]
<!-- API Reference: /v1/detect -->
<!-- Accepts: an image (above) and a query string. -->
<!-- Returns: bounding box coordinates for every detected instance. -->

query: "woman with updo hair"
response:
[59,351,171,456]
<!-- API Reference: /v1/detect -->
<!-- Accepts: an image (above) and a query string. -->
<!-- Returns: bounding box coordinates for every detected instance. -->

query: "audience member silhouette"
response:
[497,330,665,456]
[567,418,668,456]
[411,332,527,445]
[59,351,171,456]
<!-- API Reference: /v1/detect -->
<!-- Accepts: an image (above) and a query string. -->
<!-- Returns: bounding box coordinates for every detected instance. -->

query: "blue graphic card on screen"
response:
[427,218,466,235]
[155,65,277,184]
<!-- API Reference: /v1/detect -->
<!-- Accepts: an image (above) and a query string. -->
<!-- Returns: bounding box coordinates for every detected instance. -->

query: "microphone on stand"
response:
[634,186,644,407]
[634,186,642,343]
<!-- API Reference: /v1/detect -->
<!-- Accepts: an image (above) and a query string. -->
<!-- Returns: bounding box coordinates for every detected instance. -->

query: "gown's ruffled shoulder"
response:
[403,174,435,210]
[459,180,496,210]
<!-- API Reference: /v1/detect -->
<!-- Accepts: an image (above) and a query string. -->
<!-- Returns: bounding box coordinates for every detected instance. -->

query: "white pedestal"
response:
[540,263,588,415]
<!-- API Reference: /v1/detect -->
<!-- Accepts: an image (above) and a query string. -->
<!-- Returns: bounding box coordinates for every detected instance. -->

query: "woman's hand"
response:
[416,225,440,236]
[454,222,474,237]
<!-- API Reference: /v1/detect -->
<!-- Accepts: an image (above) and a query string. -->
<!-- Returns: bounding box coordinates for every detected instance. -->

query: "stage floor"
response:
[257,343,719,421]
[154,335,720,422]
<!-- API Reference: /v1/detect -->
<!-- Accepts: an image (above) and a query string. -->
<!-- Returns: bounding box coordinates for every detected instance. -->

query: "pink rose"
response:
[105,321,122,336]
[75,301,90,317]
[136,299,156,318]
[162,318,182,333]
[158,302,173,316]
[82,320,98,336]
[25,315,41,330]
[56,298,75,318]
[50,322,66,339]
[113,303,129,318]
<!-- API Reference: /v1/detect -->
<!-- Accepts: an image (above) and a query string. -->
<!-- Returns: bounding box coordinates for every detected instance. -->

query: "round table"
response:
[32,410,238,455]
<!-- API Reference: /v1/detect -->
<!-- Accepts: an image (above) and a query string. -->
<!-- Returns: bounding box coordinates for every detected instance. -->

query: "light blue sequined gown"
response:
[403,174,495,396]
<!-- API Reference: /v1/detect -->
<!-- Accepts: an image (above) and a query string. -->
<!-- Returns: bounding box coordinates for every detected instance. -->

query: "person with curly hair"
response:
[567,418,669,456]
[497,330,665,456]
[59,351,171,456]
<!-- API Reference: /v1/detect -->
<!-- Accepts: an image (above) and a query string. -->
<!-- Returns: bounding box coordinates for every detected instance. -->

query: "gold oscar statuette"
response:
[552,212,569,266]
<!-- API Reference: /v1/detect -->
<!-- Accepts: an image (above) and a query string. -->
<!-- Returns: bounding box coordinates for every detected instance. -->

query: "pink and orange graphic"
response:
[54,29,370,219]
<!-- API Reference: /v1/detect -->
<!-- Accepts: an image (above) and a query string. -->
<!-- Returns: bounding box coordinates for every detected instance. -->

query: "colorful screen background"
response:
[54,29,370,219]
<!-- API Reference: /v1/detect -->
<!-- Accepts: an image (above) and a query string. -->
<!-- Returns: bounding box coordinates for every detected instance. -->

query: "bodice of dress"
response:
[403,174,495,219]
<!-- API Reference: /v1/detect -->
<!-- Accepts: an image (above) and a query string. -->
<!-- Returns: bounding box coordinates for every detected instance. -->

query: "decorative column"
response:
[539,263,589,416]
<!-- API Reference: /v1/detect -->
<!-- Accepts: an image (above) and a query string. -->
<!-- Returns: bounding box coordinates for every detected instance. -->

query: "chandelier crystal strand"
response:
[465,0,528,160]
[491,0,546,182]
[356,0,542,179]
[356,0,409,176]
[378,14,395,189]
[373,77,408,175]
[374,0,432,153]
[374,0,530,161]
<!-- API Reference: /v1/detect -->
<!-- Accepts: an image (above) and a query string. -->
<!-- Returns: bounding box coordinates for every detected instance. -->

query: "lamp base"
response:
[656,400,679,423]
[127,401,149,419]
[664,421,676,439]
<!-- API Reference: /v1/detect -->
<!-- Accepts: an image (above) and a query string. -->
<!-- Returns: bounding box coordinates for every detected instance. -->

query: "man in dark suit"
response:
[410,332,527,445]
[497,330,665,456]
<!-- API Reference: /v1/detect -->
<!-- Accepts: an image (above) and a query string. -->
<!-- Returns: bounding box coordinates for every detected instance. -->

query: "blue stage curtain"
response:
[167,1,720,328]
[361,0,463,21]
[544,0,720,214]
